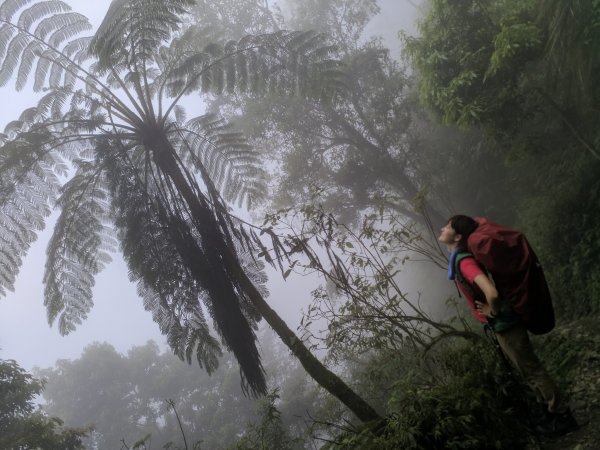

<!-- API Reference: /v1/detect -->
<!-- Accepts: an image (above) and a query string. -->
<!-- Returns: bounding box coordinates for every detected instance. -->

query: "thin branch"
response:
[167,398,189,450]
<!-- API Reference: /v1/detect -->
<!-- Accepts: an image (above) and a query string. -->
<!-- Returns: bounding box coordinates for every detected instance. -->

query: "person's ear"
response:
[454,233,462,243]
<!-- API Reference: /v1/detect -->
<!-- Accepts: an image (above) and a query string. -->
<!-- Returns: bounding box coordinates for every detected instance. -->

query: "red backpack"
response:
[467,218,555,334]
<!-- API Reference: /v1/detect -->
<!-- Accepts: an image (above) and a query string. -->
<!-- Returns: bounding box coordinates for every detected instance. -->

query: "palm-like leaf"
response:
[44,162,116,335]
[0,0,91,89]
[0,121,65,296]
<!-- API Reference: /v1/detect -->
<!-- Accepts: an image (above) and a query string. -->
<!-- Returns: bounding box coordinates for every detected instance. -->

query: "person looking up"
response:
[439,215,578,438]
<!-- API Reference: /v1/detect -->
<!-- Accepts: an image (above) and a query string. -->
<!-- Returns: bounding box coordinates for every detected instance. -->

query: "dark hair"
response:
[448,215,478,250]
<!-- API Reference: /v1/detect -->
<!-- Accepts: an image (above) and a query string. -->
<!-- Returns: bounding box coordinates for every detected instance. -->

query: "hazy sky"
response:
[0,0,426,372]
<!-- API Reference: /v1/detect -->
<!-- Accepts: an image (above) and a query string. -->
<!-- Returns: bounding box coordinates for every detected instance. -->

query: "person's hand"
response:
[475,300,496,318]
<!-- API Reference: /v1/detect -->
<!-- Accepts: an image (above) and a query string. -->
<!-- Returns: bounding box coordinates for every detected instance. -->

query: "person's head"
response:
[438,215,478,250]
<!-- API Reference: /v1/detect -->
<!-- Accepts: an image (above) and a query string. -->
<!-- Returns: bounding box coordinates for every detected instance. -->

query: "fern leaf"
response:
[0,138,62,296]
[180,114,266,207]
[43,165,115,335]
[90,0,194,71]
[0,24,16,60]
[0,0,37,23]
[47,13,91,48]
[0,32,31,86]
[15,39,42,90]
[0,1,91,90]
[17,1,71,31]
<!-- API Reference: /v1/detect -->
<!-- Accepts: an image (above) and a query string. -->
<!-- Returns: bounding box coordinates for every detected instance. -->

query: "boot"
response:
[535,409,579,438]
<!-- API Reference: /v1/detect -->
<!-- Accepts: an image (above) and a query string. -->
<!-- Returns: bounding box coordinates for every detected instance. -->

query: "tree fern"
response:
[0,0,380,418]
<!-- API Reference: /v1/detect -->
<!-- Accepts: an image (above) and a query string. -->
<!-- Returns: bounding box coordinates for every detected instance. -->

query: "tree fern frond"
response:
[0,32,31,86]
[0,1,91,90]
[101,145,225,372]
[0,0,36,23]
[43,164,115,335]
[179,115,266,206]
[61,35,91,63]
[139,283,221,372]
[32,48,51,91]
[47,13,91,48]
[0,24,17,59]
[89,0,194,72]
[4,119,25,136]
[15,39,42,89]
[17,0,71,31]
[36,87,70,119]
[0,137,62,296]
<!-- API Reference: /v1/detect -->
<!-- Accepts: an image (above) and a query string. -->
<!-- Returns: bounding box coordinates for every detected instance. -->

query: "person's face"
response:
[438,222,460,247]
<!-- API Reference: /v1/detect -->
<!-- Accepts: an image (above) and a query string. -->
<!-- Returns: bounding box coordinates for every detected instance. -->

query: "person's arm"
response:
[473,274,500,318]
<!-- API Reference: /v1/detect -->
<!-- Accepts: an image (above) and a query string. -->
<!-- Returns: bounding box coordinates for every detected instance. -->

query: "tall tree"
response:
[38,339,315,449]
[0,0,379,422]
[191,0,449,226]
[0,358,89,449]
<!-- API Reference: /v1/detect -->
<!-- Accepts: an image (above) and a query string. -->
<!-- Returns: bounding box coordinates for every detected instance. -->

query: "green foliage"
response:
[406,0,600,157]
[230,389,304,450]
[518,154,600,316]
[324,340,531,449]
[407,0,600,319]
[405,0,541,128]
[0,358,89,449]
[535,317,600,409]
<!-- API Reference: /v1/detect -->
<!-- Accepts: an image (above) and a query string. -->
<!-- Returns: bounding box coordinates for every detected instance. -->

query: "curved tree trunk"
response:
[153,140,382,423]
[240,275,383,422]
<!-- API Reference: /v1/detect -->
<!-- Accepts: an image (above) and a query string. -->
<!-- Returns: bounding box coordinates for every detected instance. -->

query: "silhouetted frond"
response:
[179,114,267,208]
[36,87,75,120]
[97,143,233,378]
[89,0,194,72]
[163,29,343,101]
[0,0,92,90]
[0,133,63,296]
[138,283,221,373]
[44,163,116,335]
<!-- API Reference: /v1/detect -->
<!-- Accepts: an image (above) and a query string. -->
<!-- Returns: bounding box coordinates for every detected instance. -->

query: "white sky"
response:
[0,0,425,372]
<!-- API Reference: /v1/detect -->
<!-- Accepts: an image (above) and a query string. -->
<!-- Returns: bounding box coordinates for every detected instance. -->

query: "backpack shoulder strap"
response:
[454,252,484,301]
[453,252,473,285]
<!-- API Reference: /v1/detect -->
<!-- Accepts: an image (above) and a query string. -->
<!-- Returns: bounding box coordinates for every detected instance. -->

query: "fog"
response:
[1,0,593,448]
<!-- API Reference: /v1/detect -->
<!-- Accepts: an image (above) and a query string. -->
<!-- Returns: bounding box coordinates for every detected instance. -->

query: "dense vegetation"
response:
[0,359,88,449]
[0,0,598,448]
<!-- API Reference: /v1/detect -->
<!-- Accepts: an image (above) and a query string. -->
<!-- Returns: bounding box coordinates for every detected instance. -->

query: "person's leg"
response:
[495,323,578,437]
[495,323,565,413]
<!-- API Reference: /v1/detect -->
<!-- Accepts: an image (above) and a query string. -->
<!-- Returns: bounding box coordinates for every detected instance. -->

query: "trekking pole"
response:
[483,324,544,450]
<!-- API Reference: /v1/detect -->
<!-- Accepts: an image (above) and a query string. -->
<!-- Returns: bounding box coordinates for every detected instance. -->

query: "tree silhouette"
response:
[0,0,379,421]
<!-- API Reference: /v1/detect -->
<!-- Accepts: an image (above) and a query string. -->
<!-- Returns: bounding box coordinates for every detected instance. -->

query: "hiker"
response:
[439,215,578,438]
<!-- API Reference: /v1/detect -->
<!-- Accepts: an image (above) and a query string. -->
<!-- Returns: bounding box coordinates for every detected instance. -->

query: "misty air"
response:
[0,0,597,449]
